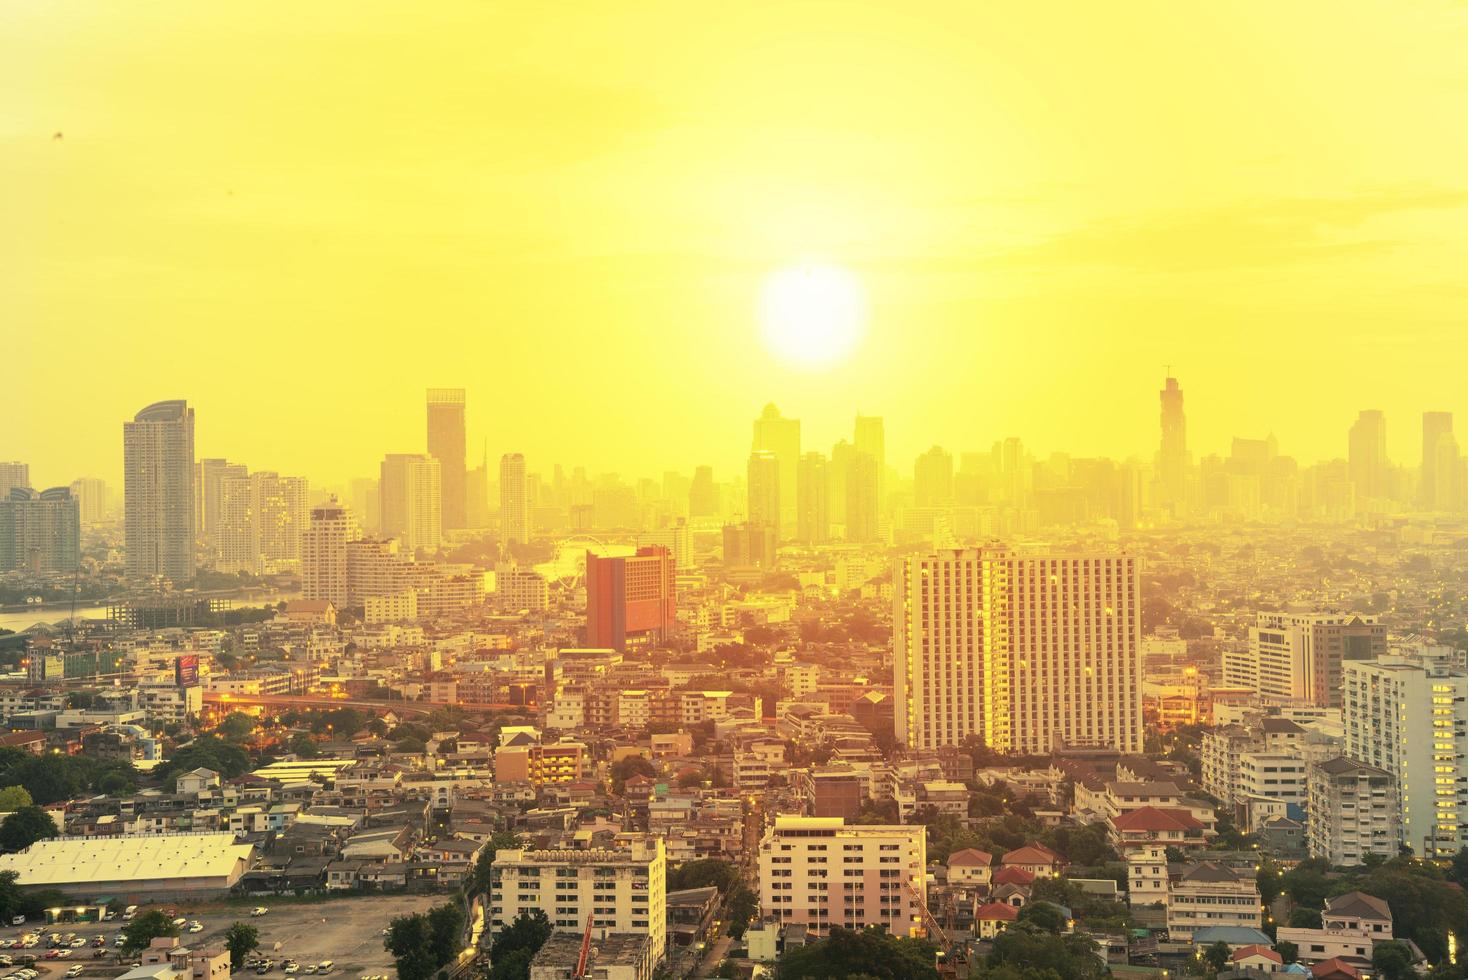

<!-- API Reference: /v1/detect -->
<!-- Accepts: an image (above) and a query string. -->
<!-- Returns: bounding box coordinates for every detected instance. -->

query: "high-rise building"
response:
[894,546,1143,755]
[124,400,195,583]
[465,442,490,528]
[758,816,925,936]
[1158,376,1188,515]
[0,488,80,574]
[914,445,954,509]
[585,546,676,650]
[379,453,441,554]
[747,450,780,531]
[348,476,381,534]
[796,452,828,544]
[1344,648,1468,858]
[843,451,879,543]
[0,462,30,497]
[68,478,108,525]
[499,452,531,545]
[752,403,800,536]
[426,388,467,530]
[302,497,360,607]
[1347,410,1388,502]
[688,465,718,518]
[854,414,886,507]
[1421,411,1459,511]
[1247,611,1385,708]
[213,471,309,575]
[197,458,247,545]
[723,521,777,568]
[1306,757,1399,867]
[489,836,666,967]
[637,522,692,570]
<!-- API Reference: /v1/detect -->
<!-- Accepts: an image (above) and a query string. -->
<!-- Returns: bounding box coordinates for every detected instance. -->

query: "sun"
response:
[759,262,866,369]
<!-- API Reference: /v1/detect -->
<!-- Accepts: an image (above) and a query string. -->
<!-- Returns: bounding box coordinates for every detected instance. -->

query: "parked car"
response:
[66,967,84,978]
[250,908,269,918]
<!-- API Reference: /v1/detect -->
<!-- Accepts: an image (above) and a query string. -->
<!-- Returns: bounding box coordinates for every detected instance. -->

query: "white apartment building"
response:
[380,453,442,554]
[1343,649,1468,858]
[489,837,666,968]
[302,498,359,607]
[1307,757,1398,866]
[894,546,1142,755]
[1164,863,1262,942]
[1245,612,1385,707]
[759,816,926,937]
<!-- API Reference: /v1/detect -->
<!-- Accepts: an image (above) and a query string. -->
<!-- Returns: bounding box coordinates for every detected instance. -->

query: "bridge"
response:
[202,691,538,717]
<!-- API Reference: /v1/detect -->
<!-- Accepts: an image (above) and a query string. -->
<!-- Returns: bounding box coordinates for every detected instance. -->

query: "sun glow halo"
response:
[759,262,866,369]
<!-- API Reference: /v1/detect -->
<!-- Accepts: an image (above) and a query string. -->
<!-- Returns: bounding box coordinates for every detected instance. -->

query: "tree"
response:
[216,712,257,741]
[65,691,97,709]
[726,883,758,939]
[1372,940,1415,980]
[159,735,250,781]
[470,830,523,896]
[288,733,319,759]
[223,923,260,969]
[384,913,436,980]
[983,926,1105,980]
[491,909,552,962]
[0,871,22,922]
[123,910,180,955]
[1016,902,1068,934]
[0,807,58,852]
[1203,941,1232,974]
[0,786,33,811]
[1274,941,1298,964]
[609,756,656,794]
[777,926,940,980]
[487,948,533,980]
[426,902,464,957]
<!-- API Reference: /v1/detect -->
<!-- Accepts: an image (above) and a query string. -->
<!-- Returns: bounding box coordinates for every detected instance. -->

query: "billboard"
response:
[175,653,200,686]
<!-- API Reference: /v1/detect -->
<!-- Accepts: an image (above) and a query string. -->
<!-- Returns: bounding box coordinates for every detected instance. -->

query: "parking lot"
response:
[1,895,445,980]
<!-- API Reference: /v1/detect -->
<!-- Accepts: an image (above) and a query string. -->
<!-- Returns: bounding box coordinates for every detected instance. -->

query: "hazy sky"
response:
[7,1,1468,489]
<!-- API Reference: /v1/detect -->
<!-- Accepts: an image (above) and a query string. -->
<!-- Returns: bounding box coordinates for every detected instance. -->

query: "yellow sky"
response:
[6,1,1468,488]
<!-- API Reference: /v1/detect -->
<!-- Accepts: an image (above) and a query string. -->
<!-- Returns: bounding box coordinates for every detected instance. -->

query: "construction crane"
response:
[907,878,967,978]
[573,913,594,978]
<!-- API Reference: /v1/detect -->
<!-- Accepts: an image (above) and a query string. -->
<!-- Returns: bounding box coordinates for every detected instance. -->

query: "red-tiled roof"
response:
[1111,806,1203,832]
[1001,843,1062,866]
[975,902,1020,921]
[1233,945,1283,964]
[1311,958,1361,979]
[948,847,994,867]
[991,866,1036,886]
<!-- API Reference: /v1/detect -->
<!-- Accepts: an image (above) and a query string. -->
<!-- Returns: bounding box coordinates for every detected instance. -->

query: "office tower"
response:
[302,497,360,607]
[1421,412,1459,510]
[758,817,925,937]
[1344,649,1468,858]
[843,451,879,542]
[747,450,780,531]
[585,546,675,650]
[1347,410,1388,502]
[499,452,531,545]
[894,546,1143,755]
[379,453,442,554]
[348,476,381,534]
[723,521,778,569]
[751,403,800,535]
[1158,376,1187,514]
[854,414,886,507]
[124,400,195,583]
[488,836,666,967]
[913,445,954,509]
[1306,757,1399,867]
[688,465,718,518]
[68,478,107,525]
[196,458,247,545]
[0,462,30,497]
[1246,611,1385,708]
[426,388,467,530]
[795,452,828,544]
[0,487,80,573]
[465,445,490,528]
[637,521,692,570]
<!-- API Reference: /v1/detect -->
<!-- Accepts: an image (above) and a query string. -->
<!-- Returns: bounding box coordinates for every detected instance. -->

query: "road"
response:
[690,934,733,979]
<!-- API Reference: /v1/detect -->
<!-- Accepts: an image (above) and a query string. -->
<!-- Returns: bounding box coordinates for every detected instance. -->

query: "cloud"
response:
[987,186,1468,272]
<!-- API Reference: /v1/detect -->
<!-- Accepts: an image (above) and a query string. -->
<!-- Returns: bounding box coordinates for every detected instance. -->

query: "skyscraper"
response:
[894,546,1143,755]
[1246,611,1386,708]
[843,450,879,543]
[796,451,828,543]
[124,400,195,583]
[214,471,309,574]
[688,465,718,518]
[747,450,780,531]
[585,546,676,650]
[197,458,247,545]
[1348,410,1388,502]
[854,414,886,508]
[302,497,360,606]
[499,452,531,545]
[380,453,442,554]
[426,388,467,530]
[0,462,30,497]
[0,487,80,574]
[1421,411,1459,510]
[751,403,800,536]
[1158,376,1187,515]
[913,445,954,509]
[68,478,108,525]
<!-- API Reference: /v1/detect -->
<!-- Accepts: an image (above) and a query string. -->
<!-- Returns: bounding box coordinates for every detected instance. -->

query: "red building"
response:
[585,546,676,650]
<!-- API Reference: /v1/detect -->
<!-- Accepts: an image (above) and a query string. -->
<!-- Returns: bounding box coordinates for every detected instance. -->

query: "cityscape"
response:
[8,4,1468,980]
